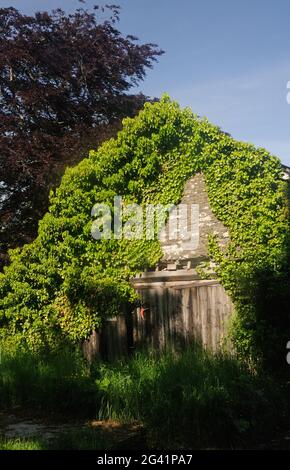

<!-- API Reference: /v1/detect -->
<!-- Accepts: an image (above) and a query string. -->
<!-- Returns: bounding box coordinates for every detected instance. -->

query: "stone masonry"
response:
[159,173,229,268]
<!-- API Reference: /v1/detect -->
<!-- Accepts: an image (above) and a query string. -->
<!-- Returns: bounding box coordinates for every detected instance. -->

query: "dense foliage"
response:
[96,346,286,448]
[0,4,162,267]
[0,343,286,449]
[0,96,289,367]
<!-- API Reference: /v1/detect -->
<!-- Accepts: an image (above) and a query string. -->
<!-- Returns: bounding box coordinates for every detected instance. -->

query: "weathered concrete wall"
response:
[159,173,229,268]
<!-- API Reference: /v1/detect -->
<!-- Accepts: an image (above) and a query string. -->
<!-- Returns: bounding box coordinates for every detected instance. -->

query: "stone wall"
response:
[159,173,229,268]
[130,173,233,353]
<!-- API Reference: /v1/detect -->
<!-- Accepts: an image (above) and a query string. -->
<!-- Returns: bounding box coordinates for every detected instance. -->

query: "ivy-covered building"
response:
[131,163,290,357]
[1,96,289,368]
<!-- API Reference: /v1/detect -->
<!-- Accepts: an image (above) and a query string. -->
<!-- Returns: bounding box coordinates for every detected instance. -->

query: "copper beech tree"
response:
[0,4,163,268]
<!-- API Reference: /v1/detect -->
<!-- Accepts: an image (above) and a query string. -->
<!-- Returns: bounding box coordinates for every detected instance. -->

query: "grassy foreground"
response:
[0,428,107,450]
[0,342,287,449]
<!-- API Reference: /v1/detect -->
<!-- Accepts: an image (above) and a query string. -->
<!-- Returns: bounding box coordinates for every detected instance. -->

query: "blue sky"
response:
[1,0,290,164]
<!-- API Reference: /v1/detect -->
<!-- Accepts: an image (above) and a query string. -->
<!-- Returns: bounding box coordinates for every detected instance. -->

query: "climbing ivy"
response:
[0,95,289,368]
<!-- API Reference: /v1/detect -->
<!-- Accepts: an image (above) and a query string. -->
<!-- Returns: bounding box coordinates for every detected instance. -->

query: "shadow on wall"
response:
[82,277,233,363]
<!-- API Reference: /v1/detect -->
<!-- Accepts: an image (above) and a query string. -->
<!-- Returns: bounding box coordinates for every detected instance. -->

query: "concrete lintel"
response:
[131,269,199,284]
[131,276,220,289]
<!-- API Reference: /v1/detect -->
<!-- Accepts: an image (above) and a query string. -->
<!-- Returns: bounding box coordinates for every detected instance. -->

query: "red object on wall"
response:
[140,306,145,319]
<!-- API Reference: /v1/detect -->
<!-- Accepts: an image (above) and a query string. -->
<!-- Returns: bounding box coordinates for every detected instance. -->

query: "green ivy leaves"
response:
[0,95,289,365]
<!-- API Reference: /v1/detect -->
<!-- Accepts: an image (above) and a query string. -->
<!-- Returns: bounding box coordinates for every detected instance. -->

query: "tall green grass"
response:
[0,437,43,450]
[0,341,287,448]
[95,347,287,448]
[0,342,98,415]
